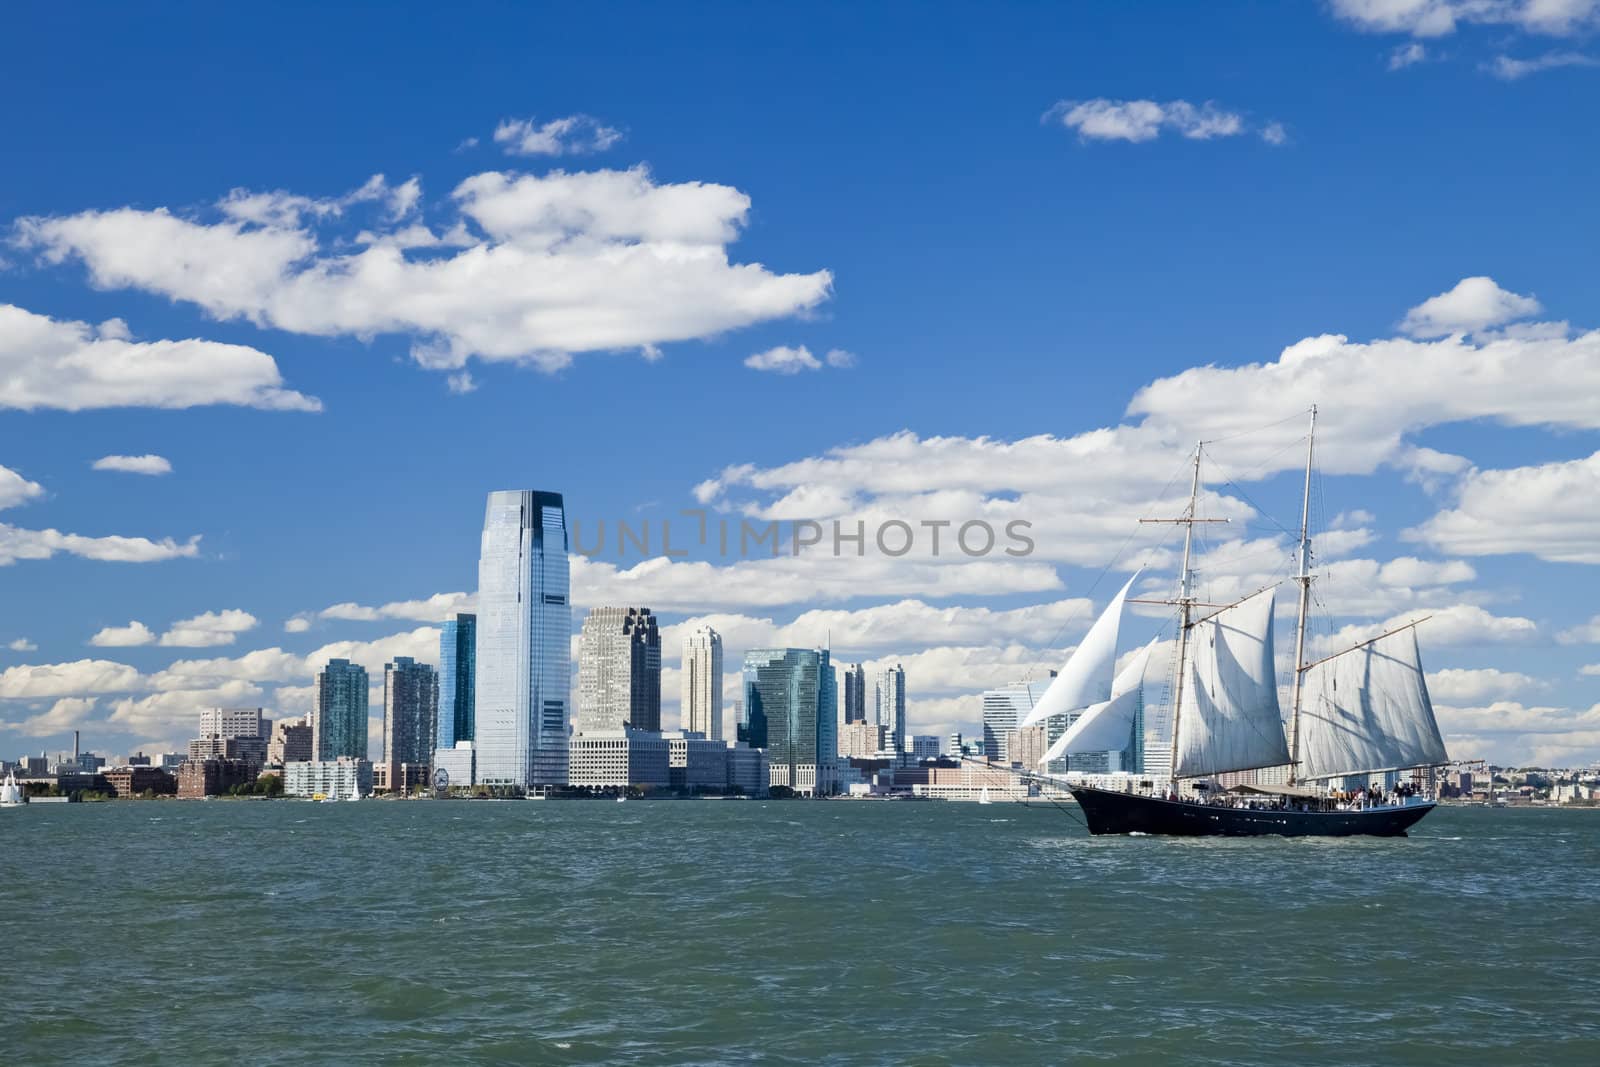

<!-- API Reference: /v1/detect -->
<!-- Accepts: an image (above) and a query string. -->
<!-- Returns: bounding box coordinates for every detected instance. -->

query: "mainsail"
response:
[1296,626,1447,780]
[1019,571,1139,729]
[1043,636,1159,762]
[1172,588,1291,778]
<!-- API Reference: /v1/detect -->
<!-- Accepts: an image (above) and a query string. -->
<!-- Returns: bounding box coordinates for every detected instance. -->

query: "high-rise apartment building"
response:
[474,490,570,790]
[313,659,369,760]
[383,656,440,786]
[842,664,867,724]
[876,663,907,756]
[267,716,313,766]
[742,648,837,796]
[437,613,476,748]
[576,607,661,734]
[198,707,267,741]
[981,683,1033,764]
[680,625,723,741]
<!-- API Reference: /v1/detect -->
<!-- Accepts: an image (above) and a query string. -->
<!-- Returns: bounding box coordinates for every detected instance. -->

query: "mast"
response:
[1165,444,1204,781]
[1288,405,1316,786]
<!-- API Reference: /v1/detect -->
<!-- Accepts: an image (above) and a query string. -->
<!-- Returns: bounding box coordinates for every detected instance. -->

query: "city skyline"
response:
[3,2,1599,769]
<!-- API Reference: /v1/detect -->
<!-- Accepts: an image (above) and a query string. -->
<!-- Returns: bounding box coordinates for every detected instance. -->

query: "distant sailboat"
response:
[1037,407,1449,837]
[978,786,993,805]
[1,770,24,808]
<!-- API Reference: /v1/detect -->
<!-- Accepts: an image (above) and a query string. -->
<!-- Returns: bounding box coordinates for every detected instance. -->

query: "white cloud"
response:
[0,659,143,698]
[158,609,258,648]
[1399,276,1541,336]
[109,681,267,736]
[1486,50,1600,78]
[7,638,36,652]
[316,592,476,623]
[0,464,44,510]
[1581,664,1600,676]
[1427,667,1544,703]
[824,348,857,369]
[1409,451,1600,564]
[1330,0,1600,37]
[14,169,832,377]
[1045,98,1280,144]
[0,525,200,567]
[744,345,821,374]
[1558,615,1600,644]
[1389,41,1429,67]
[92,454,172,476]
[1318,604,1540,653]
[0,303,319,412]
[446,372,477,394]
[493,115,623,156]
[89,621,156,647]
[1,696,100,737]
[1435,700,1600,766]
[284,617,312,634]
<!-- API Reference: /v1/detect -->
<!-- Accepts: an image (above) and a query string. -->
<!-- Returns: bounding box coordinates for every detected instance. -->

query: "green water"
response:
[3,801,1597,1065]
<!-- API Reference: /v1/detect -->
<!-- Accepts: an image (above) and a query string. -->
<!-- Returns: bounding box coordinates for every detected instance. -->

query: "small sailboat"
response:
[616,793,627,803]
[1027,407,1448,837]
[1,770,24,807]
[978,786,993,805]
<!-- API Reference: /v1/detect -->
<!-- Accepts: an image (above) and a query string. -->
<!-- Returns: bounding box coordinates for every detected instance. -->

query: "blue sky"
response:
[2,0,1598,765]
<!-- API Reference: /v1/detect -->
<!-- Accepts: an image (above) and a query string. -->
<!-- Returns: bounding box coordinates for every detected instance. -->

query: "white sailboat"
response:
[1,770,24,807]
[978,786,993,805]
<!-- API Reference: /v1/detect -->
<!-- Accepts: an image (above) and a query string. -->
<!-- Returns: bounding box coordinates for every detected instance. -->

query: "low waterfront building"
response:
[283,758,373,800]
[567,730,671,790]
[901,761,1029,802]
[433,741,475,790]
[103,767,176,798]
[726,744,768,797]
[667,733,728,792]
[189,734,268,772]
[177,758,253,798]
[373,762,431,795]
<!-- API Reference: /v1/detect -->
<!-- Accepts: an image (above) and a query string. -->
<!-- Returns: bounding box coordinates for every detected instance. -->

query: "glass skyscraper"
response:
[741,648,837,796]
[474,490,570,790]
[313,658,369,760]
[437,613,476,748]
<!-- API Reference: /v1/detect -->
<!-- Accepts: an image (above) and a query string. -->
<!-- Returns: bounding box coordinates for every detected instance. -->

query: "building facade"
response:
[313,658,369,761]
[567,730,671,790]
[437,613,476,748]
[267,716,314,766]
[876,664,906,757]
[909,735,942,762]
[680,625,723,741]
[726,744,769,797]
[981,684,1033,765]
[383,656,440,786]
[842,664,868,724]
[742,648,837,796]
[475,490,571,790]
[576,606,661,734]
[284,758,373,800]
[198,707,267,740]
[667,733,729,792]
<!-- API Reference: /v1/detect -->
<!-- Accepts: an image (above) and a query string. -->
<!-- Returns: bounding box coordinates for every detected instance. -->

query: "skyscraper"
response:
[313,659,369,760]
[876,663,906,756]
[474,490,571,790]
[842,664,867,724]
[576,607,661,734]
[437,613,476,748]
[383,656,440,782]
[680,625,723,740]
[981,683,1033,764]
[742,648,837,795]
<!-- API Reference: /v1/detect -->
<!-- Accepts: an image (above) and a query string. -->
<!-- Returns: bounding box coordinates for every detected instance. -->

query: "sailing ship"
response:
[1019,407,1449,837]
[1,770,24,807]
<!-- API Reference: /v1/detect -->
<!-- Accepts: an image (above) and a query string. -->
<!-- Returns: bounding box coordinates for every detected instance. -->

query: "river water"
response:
[3,800,1597,1064]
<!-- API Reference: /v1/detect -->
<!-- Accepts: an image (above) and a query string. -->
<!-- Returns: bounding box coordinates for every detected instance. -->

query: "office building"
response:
[437,613,476,748]
[433,742,475,790]
[909,735,942,762]
[382,656,439,788]
[840,720,886,759]
[667,733,729,791]
[576,607,661,734]
[742,648,837,796]
[267,716,313,766]
[842,664,868,724]
[475,490,571,790]
[981,683,1033,764]
[177,759,252,798]
[726,744,769,797]
[188,734,267,771]
[198,707,267,741]
[876,664,906,757]
[680,626,723,741]
[313,659,369,761]
[567,730,671,790]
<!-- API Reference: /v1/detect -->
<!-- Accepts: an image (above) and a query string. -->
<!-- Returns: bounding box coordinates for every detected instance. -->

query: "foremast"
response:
[1288,405,1317,786]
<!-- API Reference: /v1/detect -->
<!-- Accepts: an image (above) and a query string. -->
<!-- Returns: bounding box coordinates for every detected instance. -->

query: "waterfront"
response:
[4,803,1598,1065]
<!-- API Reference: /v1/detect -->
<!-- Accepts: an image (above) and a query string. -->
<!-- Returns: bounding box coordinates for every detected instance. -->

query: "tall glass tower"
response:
[741,648,837,796]
[437,613,476,748]
[475,490,570,790]
[313,658,369,760]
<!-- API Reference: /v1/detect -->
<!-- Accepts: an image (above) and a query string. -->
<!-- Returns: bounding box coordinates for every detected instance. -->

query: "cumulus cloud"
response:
[1557,615,1600,644]
[0,525,200,567]
[91,454,172,476]
[0,304,319,412]
[0,464,45,510]
[1044,98,1282,144]
[89,621,156,647]
[1427,667,1544,703]
[1389,41,1429,67]
[158,609,258,648]
[1409,451,1600,564]
[1399,276,1541,336]
[7,638,37,652]
[15,168,831,377]
[1,696,100,737]
[315,592,476,623]
[744,345,821,374]
[0,659,143,698]
[493,115,623,156]
[1485,50,1600,78]
[1317,604,1540,653]
[1330,0,1600,37]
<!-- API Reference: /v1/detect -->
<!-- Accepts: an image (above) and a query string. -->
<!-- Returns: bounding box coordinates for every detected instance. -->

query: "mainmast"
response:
[1288,406,1317,786]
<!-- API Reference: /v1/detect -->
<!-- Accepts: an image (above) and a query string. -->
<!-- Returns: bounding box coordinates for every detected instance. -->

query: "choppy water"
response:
[4,801,1598,1065]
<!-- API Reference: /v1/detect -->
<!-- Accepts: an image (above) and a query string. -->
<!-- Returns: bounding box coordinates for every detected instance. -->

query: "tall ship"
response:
[1018,407,1449,837]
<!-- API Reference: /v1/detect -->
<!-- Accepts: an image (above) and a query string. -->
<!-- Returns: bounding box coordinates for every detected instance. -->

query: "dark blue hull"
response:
[1068,784,1435,837]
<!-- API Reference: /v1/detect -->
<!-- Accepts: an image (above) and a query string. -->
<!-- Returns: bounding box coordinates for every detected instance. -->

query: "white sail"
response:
[1297,626,1447,780]
[1019,571,1140,729]
[1042,637,1159,762]
[1173,589,1290,778]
